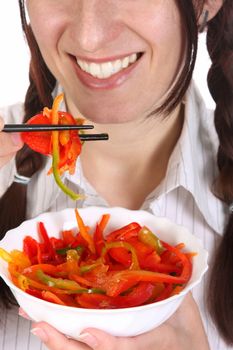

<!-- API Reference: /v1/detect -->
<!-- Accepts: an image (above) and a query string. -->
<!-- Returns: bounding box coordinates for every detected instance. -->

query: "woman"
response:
[0,0,232,349]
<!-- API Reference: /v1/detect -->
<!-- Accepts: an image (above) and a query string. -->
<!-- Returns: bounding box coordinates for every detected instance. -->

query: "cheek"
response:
[26,2,66,57]
[147,12,184,85]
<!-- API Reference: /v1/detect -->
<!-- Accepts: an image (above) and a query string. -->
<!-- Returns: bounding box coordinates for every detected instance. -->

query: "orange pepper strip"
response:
[42,291,66,305]
[75,209,95,254]
[51,94,82,200]
[69,273,94,287]
[170,285,184,297]
[99,214,110,232]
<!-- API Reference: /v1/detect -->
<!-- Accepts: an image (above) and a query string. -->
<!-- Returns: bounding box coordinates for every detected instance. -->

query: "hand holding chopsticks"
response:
[3,124,109,141]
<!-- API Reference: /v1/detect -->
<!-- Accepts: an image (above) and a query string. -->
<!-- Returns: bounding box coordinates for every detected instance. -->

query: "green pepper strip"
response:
[101,241,140,270]
[37,269,83,290]
[56,246,84,256]
[51,94,83,201]
[80,263,100,274]
[138,226,164,254]
[36,270,105,294]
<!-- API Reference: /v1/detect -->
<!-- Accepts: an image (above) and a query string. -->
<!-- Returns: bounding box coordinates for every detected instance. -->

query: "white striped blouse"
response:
[0,82,230,350]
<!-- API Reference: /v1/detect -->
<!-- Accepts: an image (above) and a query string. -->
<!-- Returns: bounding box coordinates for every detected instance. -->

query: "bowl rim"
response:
[0,206,208,313]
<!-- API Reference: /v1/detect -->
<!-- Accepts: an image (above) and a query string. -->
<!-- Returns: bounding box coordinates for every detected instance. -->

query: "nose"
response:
[69,0,122,54]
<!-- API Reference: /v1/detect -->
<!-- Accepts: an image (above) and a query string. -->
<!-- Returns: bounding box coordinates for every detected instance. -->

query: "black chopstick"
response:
[80,133,109,141]
[3,124,94,132]
[3,124,108,141]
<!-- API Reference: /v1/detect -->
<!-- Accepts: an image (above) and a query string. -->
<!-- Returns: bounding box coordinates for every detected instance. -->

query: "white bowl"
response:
[0,207,208,338]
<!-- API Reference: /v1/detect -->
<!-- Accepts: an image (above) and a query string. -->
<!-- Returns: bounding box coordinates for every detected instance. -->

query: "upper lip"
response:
[72,52,143,63]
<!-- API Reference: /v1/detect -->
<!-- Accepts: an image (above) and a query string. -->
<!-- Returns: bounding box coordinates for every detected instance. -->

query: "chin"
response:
[80,108,133,125]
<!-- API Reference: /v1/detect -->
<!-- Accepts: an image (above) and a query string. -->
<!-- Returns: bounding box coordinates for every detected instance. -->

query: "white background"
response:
[0,2,215,109]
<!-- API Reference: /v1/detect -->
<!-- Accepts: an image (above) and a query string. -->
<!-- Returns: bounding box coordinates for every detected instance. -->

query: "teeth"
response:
[122,56,130,68]
[76,53,138,79]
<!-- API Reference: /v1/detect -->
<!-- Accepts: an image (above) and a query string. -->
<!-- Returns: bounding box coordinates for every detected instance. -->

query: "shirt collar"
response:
[149,81,227,234]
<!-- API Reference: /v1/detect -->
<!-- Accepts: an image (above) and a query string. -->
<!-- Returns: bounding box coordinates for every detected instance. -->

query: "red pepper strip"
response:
[76,293,112,309]
[56,294,79,307]
[156,283,173,302]
[114,282,154,308]
[75,209,95,254]
[142,257,181,274]
[22,107,82,177]
[23,264,61,277]
[70,233,88,249]
[21,112,52,155]
[77,282,154,309]
[127,238,158,268]
[93,224,105,257]
[79,264,109,288]
[25,288,43,300]
[160,250,180,265]
[105,270,187,297]
[141,250,161,268]
[108,247,131,267]
[37,243,51,264]
[42,291,66,305]
[23,236,38,263]
[93,214,110,256]
[62,230,76,246]
[51,94,82,200]
[50,237,65,250]
[106,222,141,242]
[38,222,56,261]
[102,242,140,270]
[161,241,192,282]
[149,283,165,301]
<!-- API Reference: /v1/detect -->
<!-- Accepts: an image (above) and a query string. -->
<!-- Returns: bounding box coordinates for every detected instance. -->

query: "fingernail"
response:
[77,332,99,348]
[10,133,23,146]
[30,327,48,343]
[18,308,30,320]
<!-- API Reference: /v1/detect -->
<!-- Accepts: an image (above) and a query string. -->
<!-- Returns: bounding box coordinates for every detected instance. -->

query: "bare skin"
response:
[0,116,23,169]
[79,104,185,209]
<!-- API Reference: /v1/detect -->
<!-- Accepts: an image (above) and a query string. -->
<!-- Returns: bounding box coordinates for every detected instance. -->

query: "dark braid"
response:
[0,1,56,308]
[206,0,233,345]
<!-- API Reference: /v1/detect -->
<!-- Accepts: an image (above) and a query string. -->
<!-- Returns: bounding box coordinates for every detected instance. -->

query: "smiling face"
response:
[26,0,185,123]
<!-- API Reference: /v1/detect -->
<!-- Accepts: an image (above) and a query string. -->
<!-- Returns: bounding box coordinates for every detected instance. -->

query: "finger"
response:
[168,292,200,329]
[0,152,17,168]
[18,307,31,320]
[0,116,4,131]
[164,293,210,349]
[0,131,23,156]
[31,322,91,350]
[77,328,134,350]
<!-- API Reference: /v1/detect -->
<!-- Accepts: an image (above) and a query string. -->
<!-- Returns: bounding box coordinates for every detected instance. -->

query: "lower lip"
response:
[71,55,142,90]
